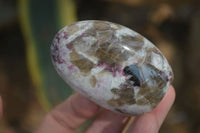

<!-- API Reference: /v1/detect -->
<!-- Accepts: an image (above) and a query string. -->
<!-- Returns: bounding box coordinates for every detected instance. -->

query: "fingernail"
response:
[122,117,129,124]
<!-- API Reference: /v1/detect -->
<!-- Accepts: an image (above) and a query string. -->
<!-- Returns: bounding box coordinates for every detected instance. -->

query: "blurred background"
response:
[0,0,200,132]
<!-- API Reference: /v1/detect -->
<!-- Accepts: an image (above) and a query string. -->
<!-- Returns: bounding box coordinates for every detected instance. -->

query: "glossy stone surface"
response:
[51,20,173,116]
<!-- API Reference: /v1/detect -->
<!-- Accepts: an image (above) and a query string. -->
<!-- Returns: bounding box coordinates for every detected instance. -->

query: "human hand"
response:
[34,85,175,133]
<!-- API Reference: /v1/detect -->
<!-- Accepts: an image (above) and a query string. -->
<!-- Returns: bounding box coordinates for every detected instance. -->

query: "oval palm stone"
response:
[51,20,173,115]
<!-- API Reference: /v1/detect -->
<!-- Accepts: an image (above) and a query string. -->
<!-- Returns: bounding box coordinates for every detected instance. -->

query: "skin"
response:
[0,85,175,133]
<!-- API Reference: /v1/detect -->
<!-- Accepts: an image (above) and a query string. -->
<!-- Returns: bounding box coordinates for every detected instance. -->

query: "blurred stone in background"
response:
[0,0,200,132]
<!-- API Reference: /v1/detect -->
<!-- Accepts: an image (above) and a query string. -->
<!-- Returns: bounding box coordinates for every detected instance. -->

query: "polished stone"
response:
[51,20,173,116]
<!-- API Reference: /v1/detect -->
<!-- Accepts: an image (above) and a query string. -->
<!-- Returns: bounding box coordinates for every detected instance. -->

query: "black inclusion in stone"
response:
[123,65,141,87]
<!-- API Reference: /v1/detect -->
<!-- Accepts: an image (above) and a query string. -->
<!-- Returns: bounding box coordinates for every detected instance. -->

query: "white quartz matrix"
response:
[51,20,173,116]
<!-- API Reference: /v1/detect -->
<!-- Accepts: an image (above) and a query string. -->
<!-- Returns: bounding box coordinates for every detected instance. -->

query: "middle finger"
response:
[86,109,129,133]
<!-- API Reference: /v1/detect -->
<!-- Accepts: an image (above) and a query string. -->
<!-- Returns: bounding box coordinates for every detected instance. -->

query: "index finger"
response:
[35,93,100,133]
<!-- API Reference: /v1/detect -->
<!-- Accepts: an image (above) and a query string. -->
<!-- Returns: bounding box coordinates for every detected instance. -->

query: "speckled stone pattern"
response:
[51,20,173,116]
